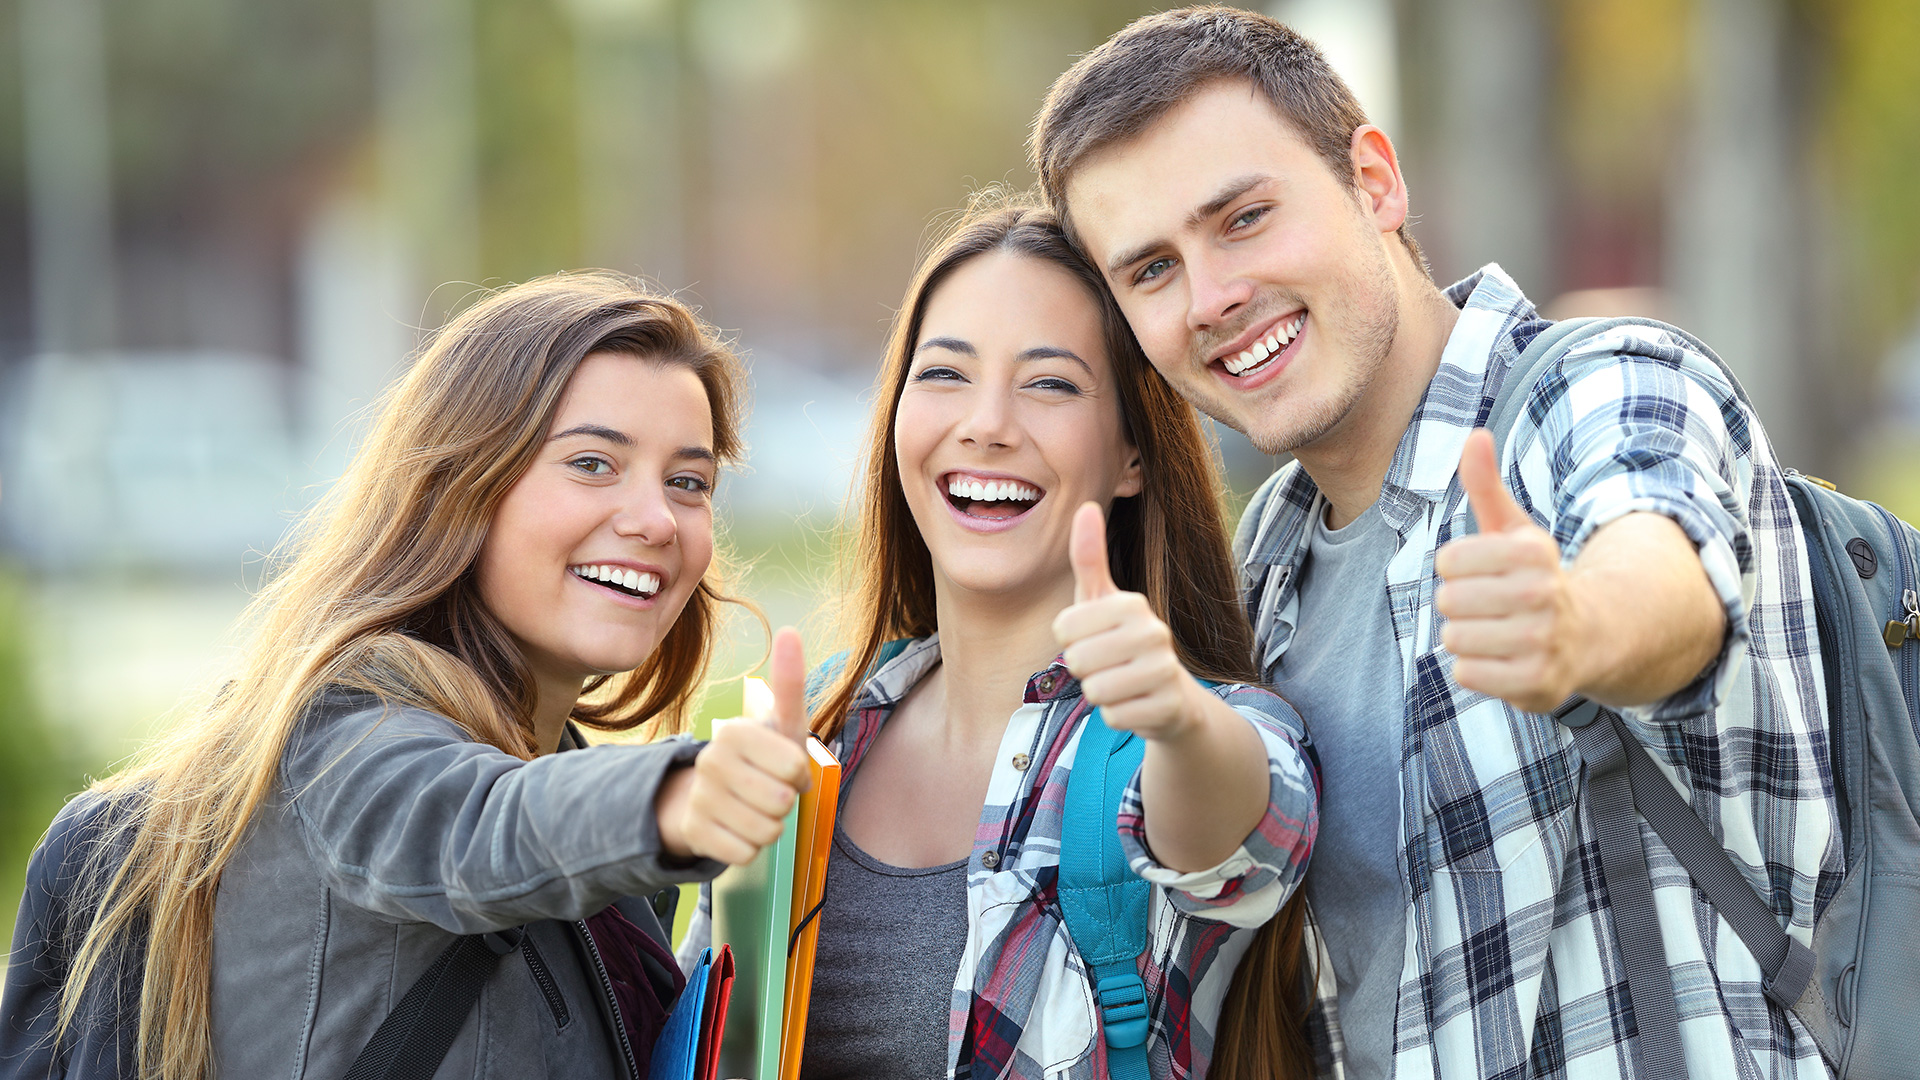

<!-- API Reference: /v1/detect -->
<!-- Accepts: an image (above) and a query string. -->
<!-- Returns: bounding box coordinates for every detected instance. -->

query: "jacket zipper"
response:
[576,919,639,1080]
[520,934,571,1030]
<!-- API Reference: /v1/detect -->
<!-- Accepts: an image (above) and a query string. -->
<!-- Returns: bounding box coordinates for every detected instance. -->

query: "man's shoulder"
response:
[1529,317,1743,411]
[1232,460,1315,569]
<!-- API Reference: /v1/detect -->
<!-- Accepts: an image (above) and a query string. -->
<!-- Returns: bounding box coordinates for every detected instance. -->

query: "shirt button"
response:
[1011,753,1031,772]
[1037,675,1056,695]
[981,851,1001,870]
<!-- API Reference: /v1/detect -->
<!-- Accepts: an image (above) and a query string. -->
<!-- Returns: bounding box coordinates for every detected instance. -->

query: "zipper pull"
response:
[1886,589,1920,648]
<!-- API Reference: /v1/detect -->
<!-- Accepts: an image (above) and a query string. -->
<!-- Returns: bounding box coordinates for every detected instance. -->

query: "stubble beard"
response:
[1185,244,1402,458]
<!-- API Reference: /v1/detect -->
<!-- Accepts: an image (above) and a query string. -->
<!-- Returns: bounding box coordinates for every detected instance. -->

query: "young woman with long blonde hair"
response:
[2,272,816,1080]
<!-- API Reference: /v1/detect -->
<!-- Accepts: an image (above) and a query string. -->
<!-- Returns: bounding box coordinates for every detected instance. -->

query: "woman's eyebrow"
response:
[916,336,975,356]
[1019,346,1093,375]
[672,446,716,464]
[550,423,633,446]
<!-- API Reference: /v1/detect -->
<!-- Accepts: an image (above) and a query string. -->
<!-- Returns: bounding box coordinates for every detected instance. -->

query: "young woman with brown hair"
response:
[1,272,817,1080]
[795,198,1319,1079]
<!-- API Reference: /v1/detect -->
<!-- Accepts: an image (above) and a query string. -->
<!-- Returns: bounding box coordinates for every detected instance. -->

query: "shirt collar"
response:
[1380,263,1541,514]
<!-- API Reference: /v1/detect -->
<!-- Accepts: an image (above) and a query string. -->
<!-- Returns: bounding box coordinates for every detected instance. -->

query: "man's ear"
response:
[1114,448,1144,499]
[1350,124,1410,235]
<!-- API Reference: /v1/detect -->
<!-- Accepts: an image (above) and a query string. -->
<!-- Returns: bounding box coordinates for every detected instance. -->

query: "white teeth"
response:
[1222,314,1306,377]
[945,477,1040,502]
[571,564,661,598]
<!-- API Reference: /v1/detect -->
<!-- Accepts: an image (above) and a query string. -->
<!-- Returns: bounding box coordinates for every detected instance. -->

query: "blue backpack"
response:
[809,642,1154,1079]
[1487,317,1920,1080]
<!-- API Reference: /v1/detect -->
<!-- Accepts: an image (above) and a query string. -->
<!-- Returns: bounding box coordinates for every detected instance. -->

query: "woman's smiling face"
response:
[894,250,1141,602]
[476,351,717,692]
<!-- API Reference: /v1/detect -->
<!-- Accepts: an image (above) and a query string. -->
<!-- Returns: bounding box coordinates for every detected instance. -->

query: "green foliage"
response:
[0,568,86,954]
[1817,0,1920,356]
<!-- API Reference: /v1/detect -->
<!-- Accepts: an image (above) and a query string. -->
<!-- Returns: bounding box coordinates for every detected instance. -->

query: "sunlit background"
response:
[3,0,1920,953]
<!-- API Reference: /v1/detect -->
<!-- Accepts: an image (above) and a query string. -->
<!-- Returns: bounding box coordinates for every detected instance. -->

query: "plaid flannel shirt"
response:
[681,634,1317,1079]
[1236,266,1842,1080]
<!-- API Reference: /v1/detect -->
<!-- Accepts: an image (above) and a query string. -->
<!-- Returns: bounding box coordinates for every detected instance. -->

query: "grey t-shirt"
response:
[799,823,969,1080]
[1272,501,1405,1080]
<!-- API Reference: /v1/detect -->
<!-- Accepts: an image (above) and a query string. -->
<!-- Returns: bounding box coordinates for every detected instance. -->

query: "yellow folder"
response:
[779,737,841,1080]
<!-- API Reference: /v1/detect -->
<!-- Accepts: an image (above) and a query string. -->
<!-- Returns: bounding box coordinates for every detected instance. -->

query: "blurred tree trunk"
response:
[1396,0,1555,297]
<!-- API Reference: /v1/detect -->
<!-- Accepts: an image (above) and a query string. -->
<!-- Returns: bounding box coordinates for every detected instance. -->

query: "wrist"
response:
[654,763,697,859]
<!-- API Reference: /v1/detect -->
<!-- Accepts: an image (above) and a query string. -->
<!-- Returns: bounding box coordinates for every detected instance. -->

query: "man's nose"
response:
[1185,249,1254,334]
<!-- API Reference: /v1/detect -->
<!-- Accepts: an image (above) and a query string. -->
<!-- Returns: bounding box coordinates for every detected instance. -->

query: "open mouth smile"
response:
[942,472,1044,529]
[1213,310,1307,382]
[568,562,663,601]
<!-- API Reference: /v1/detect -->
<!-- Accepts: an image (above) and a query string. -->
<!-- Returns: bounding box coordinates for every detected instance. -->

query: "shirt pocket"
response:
[967,869,1099,1078]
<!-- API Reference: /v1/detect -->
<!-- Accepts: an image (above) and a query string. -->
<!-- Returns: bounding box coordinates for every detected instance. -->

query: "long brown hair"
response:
[58,271,751,1080]
[815,196,1313,1078]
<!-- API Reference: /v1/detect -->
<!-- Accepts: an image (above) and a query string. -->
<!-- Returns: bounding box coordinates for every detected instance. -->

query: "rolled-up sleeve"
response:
[286,702,723,934]
[1515,330,1757,725]
[1115,683,1318,928]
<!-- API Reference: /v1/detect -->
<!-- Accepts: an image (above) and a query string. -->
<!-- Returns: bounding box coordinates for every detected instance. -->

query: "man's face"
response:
[1065,80,1403,456]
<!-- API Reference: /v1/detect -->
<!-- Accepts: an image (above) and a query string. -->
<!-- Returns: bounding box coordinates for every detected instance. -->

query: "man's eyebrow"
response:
[1105,172,1277,277]
[550,423,633,446]
[1188,173,1274,229]
[916,336,975,356]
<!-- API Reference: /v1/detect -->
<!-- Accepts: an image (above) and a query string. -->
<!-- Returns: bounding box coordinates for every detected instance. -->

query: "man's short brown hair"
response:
[1030,4,1424,269]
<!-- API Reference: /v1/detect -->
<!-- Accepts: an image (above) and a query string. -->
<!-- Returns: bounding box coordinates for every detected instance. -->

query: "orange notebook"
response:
[777,737,841,1080]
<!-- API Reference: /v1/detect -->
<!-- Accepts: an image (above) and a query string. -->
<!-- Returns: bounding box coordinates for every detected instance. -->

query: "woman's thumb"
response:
[1070,502,1117,603]
[768,626,809,744]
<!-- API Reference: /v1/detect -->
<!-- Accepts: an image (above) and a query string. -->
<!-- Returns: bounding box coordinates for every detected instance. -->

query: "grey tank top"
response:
[798,822,970,1080]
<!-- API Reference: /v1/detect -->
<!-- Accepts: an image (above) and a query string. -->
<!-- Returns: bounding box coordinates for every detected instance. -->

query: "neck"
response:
[929,572,1076,739]
[530,671,583,756]
[1293,263,1460,529]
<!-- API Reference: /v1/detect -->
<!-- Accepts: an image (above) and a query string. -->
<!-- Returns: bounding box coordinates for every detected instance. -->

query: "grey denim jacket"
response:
[3,691,720,1080]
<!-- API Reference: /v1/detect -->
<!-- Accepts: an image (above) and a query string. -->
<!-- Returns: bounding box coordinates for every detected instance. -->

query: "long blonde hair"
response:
[57,271,750,1080]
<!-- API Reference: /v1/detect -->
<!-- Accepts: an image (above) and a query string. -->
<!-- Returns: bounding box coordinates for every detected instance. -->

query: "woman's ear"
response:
[1114,448,1144,499]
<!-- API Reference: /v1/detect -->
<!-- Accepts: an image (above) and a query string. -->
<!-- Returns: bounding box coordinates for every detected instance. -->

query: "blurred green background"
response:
[4,0,1920,958]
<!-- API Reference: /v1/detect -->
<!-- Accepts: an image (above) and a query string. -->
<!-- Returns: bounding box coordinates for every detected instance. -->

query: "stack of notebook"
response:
[650,680,843,1080]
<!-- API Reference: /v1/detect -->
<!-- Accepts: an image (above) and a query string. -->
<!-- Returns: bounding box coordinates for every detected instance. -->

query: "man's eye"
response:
[569,456,613,475]
[1230,206,1268,230]
[1137,257,1174,284]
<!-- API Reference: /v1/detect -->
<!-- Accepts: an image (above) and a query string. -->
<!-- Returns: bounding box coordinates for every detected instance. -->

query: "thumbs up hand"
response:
[657,626,813,866]
[1052,502,1212,741]
[1434,429,1583,714]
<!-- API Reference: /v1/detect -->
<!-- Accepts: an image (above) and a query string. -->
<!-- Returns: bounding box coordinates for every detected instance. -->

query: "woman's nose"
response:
[954,386,1019,449]
[612,486,678,547]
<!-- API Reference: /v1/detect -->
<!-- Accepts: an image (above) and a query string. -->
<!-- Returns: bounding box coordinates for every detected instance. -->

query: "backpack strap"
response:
[1058,706,1151,1080]
[343,927,527,1080]
[1488,318,1816,1076]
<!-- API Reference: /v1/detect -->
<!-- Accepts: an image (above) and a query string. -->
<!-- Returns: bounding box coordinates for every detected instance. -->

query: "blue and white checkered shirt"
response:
[1236,266,1842,1079]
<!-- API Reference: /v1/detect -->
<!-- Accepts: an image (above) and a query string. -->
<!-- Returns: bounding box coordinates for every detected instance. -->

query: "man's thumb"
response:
[1070,502,1117,603]
[768,625,809,744]
[1459,428,1529,534]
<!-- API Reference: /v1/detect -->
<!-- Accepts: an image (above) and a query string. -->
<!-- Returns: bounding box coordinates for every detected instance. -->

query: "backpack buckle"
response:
[1093,972,1149,1048]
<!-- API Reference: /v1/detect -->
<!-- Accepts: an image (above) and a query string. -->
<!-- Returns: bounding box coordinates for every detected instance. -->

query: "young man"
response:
[1032,8,1839,1080]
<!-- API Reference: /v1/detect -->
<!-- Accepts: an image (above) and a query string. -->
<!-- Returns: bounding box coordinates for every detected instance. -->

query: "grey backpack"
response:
[1487,316,1920,1079]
